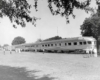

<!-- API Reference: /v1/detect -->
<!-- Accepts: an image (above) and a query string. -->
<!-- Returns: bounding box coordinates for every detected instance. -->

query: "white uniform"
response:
[86,49,90,57]
[16,49,20,53]
[93,48,97,57]
[3,48,5,54]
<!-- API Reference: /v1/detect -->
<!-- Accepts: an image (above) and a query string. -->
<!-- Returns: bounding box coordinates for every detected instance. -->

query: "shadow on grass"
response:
[0,65,54,80]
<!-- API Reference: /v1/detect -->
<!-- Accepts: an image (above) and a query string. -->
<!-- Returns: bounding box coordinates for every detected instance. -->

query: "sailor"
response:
[86,49,90,57]
[9,49,12,54]
[3,48,5,55]
[93,48,97,57]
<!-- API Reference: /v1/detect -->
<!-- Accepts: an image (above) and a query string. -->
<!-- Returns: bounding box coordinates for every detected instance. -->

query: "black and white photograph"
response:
[0,0,99,80]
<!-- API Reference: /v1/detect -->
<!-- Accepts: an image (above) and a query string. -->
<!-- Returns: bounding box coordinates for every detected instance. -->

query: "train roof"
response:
[38,37,96,43]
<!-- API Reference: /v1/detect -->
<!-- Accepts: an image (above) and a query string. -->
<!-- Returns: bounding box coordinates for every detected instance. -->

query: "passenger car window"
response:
[65,43,67,46]
[74,42,77,45]
[68,43,71,45]
[42,45,44,47]
[59,43,61,46]
[48,44,50,46]
[83,41,86,45]
[51,44,53,46]
[87,41,91,44]
[45,44,47,47]
[79,42,82,45]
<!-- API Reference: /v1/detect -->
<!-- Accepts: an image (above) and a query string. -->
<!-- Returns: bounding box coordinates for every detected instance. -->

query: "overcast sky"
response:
[0,0,97,46]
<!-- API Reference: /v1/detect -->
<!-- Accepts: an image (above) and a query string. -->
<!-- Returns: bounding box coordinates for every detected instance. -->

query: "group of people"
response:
[85,46,97,58]
[2,48,21,54]
[2,46,98,58]
[3,48,12,54]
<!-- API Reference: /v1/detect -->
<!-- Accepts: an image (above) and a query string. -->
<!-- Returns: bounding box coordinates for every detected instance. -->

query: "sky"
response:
[0,0,97,46]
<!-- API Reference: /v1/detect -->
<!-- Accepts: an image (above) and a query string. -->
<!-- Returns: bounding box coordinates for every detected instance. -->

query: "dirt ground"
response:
[0,51,100,80]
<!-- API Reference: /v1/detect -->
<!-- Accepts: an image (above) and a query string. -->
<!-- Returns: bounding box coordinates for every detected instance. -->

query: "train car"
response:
[11,37,97,57]
[33,37,97,53]
[13,37,97,55]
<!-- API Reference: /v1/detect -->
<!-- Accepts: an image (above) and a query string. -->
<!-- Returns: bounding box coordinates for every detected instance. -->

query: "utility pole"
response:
[39,33,41,40]
[57,26,58,36]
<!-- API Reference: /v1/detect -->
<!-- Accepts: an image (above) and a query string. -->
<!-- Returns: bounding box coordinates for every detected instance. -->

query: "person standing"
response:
[9,49,12,54]
[93,47,97,57]
[3,48,5,55]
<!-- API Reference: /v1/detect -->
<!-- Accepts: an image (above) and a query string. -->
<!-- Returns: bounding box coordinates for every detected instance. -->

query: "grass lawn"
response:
[0,51,99,80]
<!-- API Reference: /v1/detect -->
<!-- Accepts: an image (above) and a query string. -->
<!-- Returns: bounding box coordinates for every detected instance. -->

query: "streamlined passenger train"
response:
[13,37,97,55]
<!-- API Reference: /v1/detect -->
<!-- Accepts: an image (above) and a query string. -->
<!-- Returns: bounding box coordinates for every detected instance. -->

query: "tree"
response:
[80,5,100,40]
[47,0,92,23]
[80,5,100,53]
[3,44,9,49]
[80,15,100,39]
[44,36,62,41]
[0,0,96,27]
[36,39,42,42]
[3,44,9,47]
[0,0,39,28]
[12,36,26,45]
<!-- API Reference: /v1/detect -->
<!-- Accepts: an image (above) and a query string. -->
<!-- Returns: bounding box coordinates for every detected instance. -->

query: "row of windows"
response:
[25,41,92,48]
[42,41,91,47]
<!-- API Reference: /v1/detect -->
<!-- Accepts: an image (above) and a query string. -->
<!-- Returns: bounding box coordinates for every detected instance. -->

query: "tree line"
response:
[0,0,95,28]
